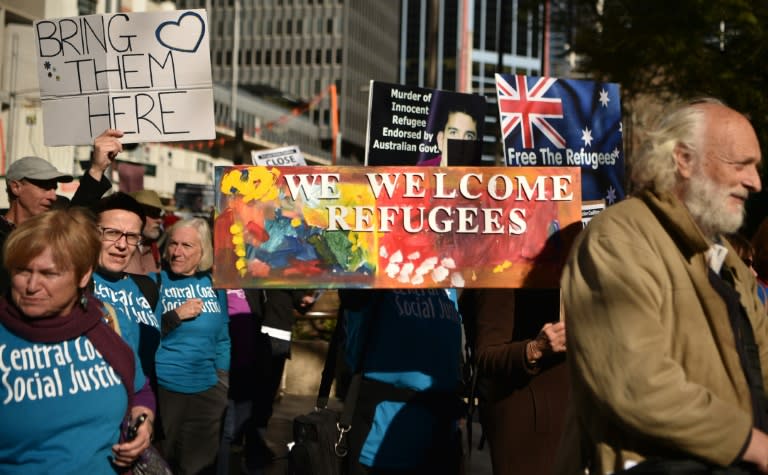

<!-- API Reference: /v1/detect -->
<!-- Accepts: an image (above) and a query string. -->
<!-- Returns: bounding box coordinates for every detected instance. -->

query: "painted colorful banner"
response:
[495,74,624,205]
[213,166,582,289]
[34,9,215,145]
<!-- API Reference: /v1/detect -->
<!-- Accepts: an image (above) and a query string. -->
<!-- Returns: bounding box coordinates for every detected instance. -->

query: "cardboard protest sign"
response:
[252,145,307,166]
[34,9,215,145]
[213,165,582,289]
[495,74,624,205]
[365,81,486,166]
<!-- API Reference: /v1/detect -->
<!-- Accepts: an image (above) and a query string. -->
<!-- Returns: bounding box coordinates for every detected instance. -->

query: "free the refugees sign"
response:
[495,74,625,206]
[213,166,582,289]
[34,9,215,145]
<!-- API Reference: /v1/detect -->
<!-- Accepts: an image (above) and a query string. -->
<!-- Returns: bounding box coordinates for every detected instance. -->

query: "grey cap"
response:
[6,156,73,183]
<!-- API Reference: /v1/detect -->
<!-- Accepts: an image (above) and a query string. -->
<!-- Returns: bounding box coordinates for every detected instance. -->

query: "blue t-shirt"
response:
[94,272,160,382]
[345,289,462,469]
[155,271,230,393]
[93,272,160,380]
[0,325,143,473]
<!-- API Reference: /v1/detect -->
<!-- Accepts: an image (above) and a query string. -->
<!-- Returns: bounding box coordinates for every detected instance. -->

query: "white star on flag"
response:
[598,89,610,107]
[606,185,617,205]
[581,127,593,147]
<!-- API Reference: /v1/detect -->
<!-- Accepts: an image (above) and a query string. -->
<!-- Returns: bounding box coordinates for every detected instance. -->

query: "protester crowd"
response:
[2,95,768,475]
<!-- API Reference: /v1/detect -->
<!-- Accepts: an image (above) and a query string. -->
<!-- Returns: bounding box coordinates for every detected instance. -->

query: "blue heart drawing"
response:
[155,11,206,53]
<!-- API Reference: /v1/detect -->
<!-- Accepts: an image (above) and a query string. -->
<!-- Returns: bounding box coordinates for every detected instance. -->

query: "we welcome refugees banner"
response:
[213,165,582,289]
[34,9,215,145]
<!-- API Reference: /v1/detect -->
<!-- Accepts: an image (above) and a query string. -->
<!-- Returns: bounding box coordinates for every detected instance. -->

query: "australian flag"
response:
[495,74,624,205]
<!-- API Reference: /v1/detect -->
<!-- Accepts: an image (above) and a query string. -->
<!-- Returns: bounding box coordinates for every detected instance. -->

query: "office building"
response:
[399,0,550,163]
[176,0,401,161]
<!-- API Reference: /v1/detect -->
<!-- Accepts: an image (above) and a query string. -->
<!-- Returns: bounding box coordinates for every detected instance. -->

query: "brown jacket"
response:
[556,190,768,474]
[461,288,568,475]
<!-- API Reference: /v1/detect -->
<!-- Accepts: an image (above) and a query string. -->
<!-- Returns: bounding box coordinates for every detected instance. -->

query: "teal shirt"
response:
[345,289,462,469]
[155,270,230,393]
[94,272,159,383]
[0,326,144,473]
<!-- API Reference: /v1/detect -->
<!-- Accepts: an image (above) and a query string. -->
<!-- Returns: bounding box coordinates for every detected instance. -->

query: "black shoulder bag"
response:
[287,299,374,475]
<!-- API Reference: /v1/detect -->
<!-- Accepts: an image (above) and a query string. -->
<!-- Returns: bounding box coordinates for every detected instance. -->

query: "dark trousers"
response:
[216,399,252,475]
[251,354,287,426]
[242,354,287,470]
[159,383,228,475]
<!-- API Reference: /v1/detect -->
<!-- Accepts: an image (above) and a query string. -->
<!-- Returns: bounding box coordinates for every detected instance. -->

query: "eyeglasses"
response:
[99,227,142,246]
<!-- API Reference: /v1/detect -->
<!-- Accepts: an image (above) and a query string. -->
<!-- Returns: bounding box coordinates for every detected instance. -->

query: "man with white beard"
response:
[556,98,768,474]
[125,189,165,275]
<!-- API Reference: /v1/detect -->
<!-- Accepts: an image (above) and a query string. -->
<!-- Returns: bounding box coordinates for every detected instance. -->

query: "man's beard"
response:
[683,168,744,239]
[143,225,162,241]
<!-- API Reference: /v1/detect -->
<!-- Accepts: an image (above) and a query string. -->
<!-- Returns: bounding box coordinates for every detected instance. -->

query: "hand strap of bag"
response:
[315,291,380,458]
[316,306,344,409]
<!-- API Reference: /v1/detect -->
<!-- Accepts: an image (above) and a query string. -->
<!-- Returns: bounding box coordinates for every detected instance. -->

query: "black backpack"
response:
[128,273,160,310]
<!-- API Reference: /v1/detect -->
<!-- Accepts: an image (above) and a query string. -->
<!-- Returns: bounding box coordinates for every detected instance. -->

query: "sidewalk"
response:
[249,393,492,475]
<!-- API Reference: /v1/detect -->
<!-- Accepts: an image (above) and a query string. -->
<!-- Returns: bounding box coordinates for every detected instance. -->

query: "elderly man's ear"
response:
[673,143,696,179]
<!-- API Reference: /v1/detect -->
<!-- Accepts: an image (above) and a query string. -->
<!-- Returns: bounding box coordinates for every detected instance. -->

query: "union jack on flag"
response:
[495,73,625,204]
[497,75,566,149]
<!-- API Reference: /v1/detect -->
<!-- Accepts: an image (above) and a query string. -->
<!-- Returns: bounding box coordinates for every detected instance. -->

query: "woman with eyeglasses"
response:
[154,218,230,474]
[92,193,163,394]
[0,208,154,473]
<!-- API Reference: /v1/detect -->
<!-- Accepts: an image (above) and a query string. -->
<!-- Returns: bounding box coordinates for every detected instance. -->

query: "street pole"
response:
[230,0,240,130]
[456,0,473,93]
[542,0,551,76]
[7,33,18,169]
